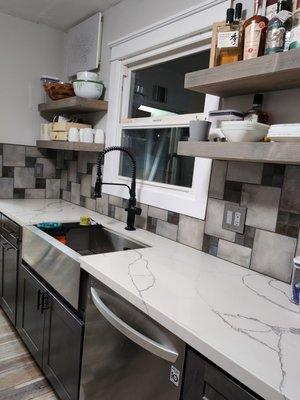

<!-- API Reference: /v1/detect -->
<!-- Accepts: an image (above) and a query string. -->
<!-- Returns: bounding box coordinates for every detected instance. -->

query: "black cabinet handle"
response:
[37,290,42,310]
[41,293,50,314]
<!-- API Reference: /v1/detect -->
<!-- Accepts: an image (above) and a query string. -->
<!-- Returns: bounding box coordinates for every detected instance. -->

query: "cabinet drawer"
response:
[0,214,21,245]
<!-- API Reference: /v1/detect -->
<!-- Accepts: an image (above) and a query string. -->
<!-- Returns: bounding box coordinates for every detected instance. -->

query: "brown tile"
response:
[3,145,25,167]
[227,161,263,184]
[209,160,227,199]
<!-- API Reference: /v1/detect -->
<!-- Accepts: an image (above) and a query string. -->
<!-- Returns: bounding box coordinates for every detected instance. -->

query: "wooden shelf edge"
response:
[178,142,300,165]
[38,97,108,114]
[36,140,105,152]
[185,48,300,97]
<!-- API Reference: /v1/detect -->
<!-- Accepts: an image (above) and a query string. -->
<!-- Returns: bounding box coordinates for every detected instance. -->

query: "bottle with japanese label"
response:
[243,0,269,59]
[265,1,293,54]
[215,5,243,66]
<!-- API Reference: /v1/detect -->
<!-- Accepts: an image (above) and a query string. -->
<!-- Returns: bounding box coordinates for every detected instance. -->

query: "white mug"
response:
[80,128,94,143]
[94,129,105,144]
[41,124,51,140]
[68,127,79,142]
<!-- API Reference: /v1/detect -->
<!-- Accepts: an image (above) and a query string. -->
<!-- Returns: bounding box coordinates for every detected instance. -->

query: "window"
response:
[104,1,225,218]
[119,50,210,189]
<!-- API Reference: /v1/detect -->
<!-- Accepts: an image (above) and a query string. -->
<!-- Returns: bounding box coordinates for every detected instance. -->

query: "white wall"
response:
[0,12,65,146]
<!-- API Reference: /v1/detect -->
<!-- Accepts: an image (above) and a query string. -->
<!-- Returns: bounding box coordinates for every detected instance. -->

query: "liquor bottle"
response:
[243,0,269,59]
[266,0,278,19]
[215,7,243,66]
[265,1,293,54]
[244,94,269,124]
[289,7,300,48]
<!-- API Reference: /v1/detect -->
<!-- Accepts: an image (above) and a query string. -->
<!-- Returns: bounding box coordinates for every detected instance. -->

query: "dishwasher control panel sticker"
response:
[170,366,180,386]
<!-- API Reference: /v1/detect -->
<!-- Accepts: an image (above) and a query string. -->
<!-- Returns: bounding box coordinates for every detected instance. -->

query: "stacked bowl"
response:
[73,71,104,99]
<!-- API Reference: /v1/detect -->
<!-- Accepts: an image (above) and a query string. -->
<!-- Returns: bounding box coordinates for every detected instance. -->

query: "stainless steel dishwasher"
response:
[80,277,186,400]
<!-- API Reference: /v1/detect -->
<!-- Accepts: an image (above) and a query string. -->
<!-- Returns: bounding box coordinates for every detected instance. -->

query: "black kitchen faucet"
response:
[94,146,142,231]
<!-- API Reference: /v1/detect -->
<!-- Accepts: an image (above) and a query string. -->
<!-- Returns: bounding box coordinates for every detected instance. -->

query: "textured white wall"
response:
[0,12,65,145]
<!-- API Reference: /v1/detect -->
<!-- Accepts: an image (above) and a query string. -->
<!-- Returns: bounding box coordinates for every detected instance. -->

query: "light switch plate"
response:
[222,203,247,234]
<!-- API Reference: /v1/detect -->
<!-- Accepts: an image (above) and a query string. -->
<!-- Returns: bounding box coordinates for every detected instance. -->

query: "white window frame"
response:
[103,0,227,219]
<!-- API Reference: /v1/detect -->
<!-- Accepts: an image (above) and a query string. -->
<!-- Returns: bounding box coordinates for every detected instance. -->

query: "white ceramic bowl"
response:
[73,80,104,99]
[220,121,270,142]
[76,71,99,81]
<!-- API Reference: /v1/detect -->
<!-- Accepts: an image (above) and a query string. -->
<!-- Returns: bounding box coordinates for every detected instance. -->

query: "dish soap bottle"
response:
[265,0,293,55]
[243,0,269,59]
[244,94,269,124]
[216,5,243,66]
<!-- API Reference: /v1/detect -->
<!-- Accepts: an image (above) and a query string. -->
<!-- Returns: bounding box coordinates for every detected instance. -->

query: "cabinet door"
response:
[17,264,46,368]
[182,348,260,400]
[43,292,83,400]
[0,236,18,325]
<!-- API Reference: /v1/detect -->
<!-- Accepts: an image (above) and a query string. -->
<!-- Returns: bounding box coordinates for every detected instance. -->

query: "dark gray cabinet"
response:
[17,264,47,367]
[17,264,83,400]
[0,234,18,325]
[182,348,261,400]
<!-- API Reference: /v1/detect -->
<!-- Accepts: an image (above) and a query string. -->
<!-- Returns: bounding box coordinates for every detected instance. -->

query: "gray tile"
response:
[78,152,89,173]
[135,203,148,229]
[36,158,56,179]
[148,206,168,221]
[81,175,92,197]
[71,183,81,205]
[251,229,297,283]
[0,155,2,177]
[109,195,123,207]
[3,145,25,167]
[96,194,109,215]
[25,146,46,158]
[84,197,96,211]
[25,189,46,199]
[205,198,236,242]
[14,167,35,189]
[217,240,252,268]
[0,178,13,198]
[91,164,98,187]
[62,190,71,202]
[60,170,68,190]
[56,151,65,169]
[68,161,78,183]
[227,162,263,184]
[178,215,205,250]
[241,185,281,231]
[46,179,60,198]
[115,206,127,223]
[209,160,227,199]
[156,220,178,241]
[280,165,300,213]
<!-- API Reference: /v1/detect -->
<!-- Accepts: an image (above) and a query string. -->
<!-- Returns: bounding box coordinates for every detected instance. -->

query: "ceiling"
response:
[0,0,122,31]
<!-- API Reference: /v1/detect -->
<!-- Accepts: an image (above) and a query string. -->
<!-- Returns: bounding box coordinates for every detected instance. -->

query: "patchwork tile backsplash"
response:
[0,144,61,199]
[0,143,299,284]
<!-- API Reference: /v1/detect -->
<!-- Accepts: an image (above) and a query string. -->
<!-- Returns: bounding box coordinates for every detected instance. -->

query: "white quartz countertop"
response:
[0,199,299,400]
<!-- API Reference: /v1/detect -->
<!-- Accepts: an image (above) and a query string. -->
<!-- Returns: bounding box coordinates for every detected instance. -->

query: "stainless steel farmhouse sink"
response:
[22,222,146,311]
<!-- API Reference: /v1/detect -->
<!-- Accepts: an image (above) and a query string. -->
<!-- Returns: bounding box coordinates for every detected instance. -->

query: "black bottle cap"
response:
[226,8,235,23]
[235,3,243,20]
[253,93,264,106]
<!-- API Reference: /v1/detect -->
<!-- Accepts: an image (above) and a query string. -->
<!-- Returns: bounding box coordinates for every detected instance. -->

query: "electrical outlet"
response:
[222,203,247,234]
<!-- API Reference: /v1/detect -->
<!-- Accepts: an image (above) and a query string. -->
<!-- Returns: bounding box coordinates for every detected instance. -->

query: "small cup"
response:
[189,120,212,142]
[80,128,94,143]
[68,127,79,142]
[94,129,105,144]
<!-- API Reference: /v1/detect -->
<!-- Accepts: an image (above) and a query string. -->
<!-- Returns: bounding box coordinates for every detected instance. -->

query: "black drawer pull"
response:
[37,290,42,310]
[41,293,50,314]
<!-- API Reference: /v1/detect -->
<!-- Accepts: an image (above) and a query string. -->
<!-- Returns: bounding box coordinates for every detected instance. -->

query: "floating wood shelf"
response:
[36,140,104,152]
[178,142,300,165]
[185,48,300,97]
[38,97,108,115]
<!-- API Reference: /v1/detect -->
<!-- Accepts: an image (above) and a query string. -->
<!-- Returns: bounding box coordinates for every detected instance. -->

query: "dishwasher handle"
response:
[91,287,178,363]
